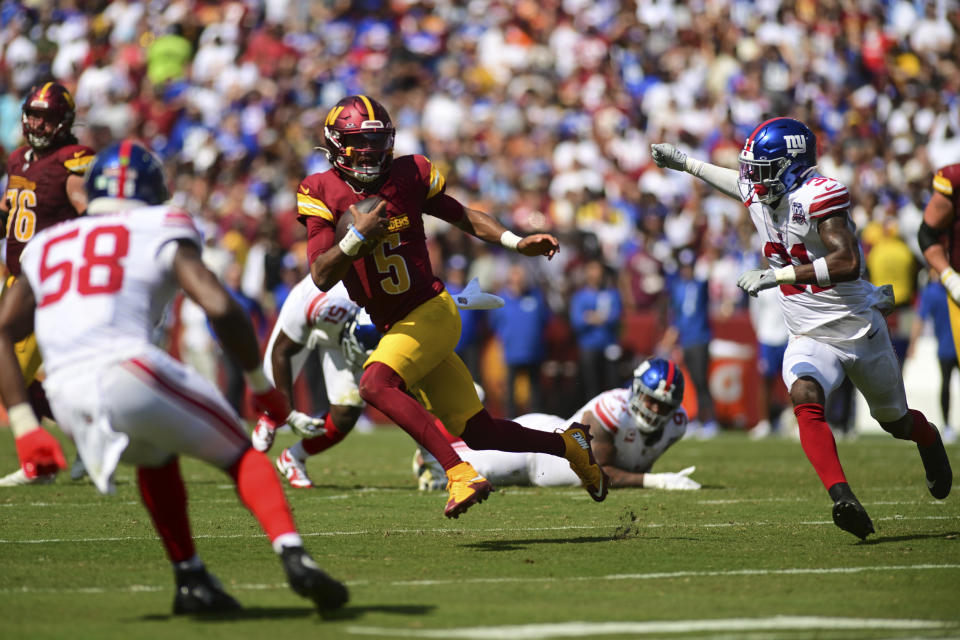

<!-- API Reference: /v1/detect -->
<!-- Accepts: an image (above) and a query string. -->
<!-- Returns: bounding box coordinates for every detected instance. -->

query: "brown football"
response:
[334,196,384,256]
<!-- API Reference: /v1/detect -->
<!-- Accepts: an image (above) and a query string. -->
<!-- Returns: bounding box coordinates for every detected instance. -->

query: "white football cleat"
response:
[0,467,57,487]
[276,449,313,489]
[251,415,277,453]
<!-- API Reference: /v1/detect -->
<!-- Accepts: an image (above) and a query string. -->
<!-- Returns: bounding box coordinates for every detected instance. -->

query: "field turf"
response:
[1,425,958,639]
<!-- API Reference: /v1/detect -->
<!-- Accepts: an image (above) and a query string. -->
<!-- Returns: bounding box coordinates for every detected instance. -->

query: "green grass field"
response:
[1,426,958,640]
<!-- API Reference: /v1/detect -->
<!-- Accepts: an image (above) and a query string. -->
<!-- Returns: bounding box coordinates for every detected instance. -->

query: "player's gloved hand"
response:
[286,410,323,438]
[245,368,292,421]
[942,268,960,305]
[15,428,67,479]
[650,143,687,171]
[642,466,701,490]
[737,268,779,297]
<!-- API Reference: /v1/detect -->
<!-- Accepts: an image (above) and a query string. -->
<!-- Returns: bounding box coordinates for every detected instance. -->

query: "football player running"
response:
[300,95,608,518]
[415,358,699,491]
[0,141,347,614]
[0,82,93,486]
[652,118,952,540]
[251,275,380,489]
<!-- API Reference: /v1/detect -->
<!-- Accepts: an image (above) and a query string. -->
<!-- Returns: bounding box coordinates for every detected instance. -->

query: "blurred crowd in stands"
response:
[1,0,959,431]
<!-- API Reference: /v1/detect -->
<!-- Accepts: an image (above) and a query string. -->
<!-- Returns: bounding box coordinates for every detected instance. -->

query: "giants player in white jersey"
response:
[652,117,952,540]
[416,358,699,491]
[251,276,380,488]
[0,141,347,614]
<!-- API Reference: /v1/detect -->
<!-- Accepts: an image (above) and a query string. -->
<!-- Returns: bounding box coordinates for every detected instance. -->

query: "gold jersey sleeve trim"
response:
[297,193,333,221]
[426,161,445,200]
[933,172,954,196]
[64,155,94,174]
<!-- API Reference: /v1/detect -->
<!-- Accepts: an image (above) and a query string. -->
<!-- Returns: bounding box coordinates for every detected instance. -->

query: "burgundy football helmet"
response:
[21,82,77,151]
[322,95,395,184]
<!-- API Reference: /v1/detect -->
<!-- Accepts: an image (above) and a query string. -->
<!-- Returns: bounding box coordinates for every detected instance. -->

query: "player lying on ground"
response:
[415,358,699,491]
[652,117,952,540]
[0,140,347,614]
[300,94,608,518]
[251,276,380,488]
[0,82,93,486]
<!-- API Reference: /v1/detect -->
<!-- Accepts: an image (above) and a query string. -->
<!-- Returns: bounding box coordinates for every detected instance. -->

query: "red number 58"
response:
[38,225,130,307]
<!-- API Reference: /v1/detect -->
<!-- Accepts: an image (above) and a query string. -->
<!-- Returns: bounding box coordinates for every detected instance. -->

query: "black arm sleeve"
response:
[917,220,944,253]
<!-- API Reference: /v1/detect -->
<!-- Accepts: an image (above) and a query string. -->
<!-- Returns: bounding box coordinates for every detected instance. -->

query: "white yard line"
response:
[1,564,958,595]
[345,616,953,639]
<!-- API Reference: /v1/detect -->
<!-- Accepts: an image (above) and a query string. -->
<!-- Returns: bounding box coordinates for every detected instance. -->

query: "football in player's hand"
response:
[335,196,385,257]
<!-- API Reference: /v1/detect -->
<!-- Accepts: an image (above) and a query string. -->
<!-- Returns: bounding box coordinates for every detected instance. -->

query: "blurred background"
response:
[1,0,958,440]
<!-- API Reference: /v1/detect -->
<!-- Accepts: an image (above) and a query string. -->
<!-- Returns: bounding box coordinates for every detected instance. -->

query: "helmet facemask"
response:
[628,390,677,435]
[22,106,72,151]
[325,128,394,184]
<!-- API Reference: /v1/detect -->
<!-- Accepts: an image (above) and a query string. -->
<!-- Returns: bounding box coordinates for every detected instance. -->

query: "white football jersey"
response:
[567,388,687,473]
[20,206,199,377]
[263,276,361,384]
[739,173,881,340]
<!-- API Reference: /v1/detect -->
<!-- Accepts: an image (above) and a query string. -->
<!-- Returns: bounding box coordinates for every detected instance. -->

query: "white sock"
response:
[288,441,308,462]
[272,532,304,554]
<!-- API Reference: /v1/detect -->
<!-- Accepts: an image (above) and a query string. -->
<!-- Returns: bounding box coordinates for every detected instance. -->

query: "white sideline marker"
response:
[345,616,952,639]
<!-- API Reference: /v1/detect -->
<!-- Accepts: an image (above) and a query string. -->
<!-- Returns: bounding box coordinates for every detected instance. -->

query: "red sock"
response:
[359,362,461,471]
[228,448,297,543]
[461,409,565,456]
[137,458,195,563]
[302,412,348,455]
[794,403,847,491]
[907,409,937,447]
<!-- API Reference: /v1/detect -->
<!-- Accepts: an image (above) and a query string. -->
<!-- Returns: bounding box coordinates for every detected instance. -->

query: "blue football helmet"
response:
[738,117,817,204]
[628,358,685,434]
[84,139,169,205]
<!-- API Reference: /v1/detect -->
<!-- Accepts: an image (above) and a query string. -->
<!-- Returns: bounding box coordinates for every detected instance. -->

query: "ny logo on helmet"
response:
[784,135,807,157]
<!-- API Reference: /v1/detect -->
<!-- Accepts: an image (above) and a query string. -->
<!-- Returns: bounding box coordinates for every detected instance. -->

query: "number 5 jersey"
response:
[19,206,199,380]
[739,173,885,341]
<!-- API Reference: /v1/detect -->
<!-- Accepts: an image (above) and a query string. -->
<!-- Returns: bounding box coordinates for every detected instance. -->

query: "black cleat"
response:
[918,425,952,500]
[828,483,875,541]
[281,546,349,612]
[172,567,243,615]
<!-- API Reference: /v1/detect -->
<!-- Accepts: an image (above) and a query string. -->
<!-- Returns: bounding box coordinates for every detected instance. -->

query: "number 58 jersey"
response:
[739,173,881,341]
[19,206,201,377]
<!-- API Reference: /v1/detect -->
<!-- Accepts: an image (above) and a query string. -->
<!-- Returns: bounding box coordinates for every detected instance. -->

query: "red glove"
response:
[15,428,67,479]
[251,387,291,422]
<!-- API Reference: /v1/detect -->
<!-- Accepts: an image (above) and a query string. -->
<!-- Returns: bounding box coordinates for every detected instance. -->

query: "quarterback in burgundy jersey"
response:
[918,162,960,356]
[300,94,608,518]
[0,82,92,487]
[652,117,951,541]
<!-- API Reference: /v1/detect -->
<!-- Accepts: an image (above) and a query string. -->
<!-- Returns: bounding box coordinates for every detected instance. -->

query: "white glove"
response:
[453,277,505,310]
[650,143,688,171]
[642,466,701,490]
[942,268,960,305]
[286,410,323,438]
[737,268,779,297]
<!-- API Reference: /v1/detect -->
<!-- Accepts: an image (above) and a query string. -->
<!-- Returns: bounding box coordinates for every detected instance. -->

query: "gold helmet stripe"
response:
[357,95,375,122]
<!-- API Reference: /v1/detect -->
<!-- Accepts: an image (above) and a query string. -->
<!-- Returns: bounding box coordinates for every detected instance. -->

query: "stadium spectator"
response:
[570,257,622,407]
[660,248,718,439]
[652,117,952,542]
[493,262,552,417]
